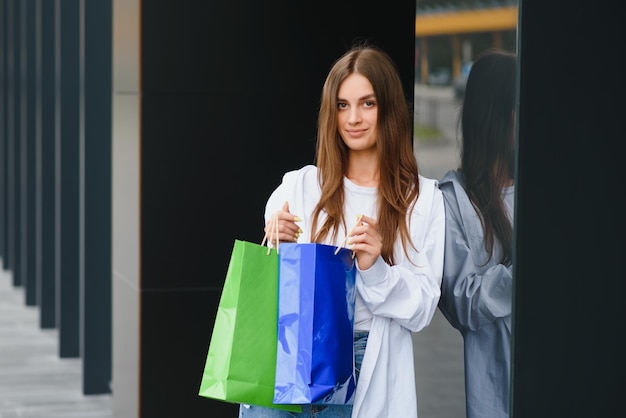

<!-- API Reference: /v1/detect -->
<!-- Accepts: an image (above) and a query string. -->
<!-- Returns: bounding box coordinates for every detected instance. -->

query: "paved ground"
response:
[0,268,113,418]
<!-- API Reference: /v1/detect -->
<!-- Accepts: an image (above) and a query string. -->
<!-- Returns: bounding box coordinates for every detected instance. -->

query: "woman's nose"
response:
[348,109,361,125]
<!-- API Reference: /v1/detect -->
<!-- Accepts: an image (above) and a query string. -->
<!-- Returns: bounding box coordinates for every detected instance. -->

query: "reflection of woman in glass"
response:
[438,49,517,418]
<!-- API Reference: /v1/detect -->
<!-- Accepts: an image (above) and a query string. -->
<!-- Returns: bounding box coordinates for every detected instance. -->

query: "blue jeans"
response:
[238,332,369,418]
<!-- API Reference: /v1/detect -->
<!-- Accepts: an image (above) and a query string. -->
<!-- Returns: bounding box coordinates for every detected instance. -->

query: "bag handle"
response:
[334,214,363,257]
[261,212,281,255]
[263,210,357,258]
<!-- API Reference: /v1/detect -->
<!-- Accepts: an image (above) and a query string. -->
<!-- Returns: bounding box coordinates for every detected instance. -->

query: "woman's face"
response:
[336,73,378,152]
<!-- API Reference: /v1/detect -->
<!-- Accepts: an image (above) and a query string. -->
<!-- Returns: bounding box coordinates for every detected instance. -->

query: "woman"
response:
[239,44,445,417]
[438,49,517,418]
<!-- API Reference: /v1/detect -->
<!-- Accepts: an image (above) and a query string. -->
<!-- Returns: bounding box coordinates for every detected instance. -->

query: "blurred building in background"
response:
[415,0,518,86]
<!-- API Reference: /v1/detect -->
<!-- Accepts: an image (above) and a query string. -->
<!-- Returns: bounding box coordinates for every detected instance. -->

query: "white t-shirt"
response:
[343,177,377,331]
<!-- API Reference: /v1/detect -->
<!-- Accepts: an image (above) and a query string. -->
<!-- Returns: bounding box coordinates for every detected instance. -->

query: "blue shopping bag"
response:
[273,243,357,405]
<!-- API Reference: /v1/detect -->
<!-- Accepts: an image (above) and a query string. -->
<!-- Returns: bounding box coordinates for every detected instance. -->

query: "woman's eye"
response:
[338,102,347,109]
[364,101,376,108]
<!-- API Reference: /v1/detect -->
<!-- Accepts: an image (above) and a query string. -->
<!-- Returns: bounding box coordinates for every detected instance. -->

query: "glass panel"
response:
[413,1,519,417]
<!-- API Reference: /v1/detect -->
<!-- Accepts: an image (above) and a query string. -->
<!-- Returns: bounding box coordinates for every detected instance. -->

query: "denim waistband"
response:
[353,330,369,339]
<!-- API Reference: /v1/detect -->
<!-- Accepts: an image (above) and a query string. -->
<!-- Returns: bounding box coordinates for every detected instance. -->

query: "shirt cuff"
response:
[358,256,388,286]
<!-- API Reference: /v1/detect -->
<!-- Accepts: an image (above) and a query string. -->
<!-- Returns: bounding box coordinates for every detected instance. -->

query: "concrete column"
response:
[0,0,6,270]
[57,0,80,359]
[37,0,58,331]
[83,0,113,395]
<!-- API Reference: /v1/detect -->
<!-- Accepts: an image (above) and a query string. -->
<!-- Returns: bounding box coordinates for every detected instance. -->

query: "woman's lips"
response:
[345,129,367,138]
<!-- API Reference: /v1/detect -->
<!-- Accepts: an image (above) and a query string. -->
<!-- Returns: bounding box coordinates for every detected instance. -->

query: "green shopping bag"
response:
[198,239,300,412]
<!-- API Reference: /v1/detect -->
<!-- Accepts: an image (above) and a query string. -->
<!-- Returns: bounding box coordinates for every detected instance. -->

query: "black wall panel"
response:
[137,1,416,415]
[512,0,625,416]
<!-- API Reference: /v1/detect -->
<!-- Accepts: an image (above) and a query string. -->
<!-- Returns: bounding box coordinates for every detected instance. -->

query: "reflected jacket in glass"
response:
[438,170,514,418]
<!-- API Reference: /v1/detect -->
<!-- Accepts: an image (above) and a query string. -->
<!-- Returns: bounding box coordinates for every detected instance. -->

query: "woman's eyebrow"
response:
[337,93,376,101]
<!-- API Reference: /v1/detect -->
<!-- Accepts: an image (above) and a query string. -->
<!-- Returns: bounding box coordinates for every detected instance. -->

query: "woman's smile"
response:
[345,128,368,138]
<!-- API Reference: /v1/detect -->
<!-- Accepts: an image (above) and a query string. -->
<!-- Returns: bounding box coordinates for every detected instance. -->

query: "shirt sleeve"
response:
[356,181,445,333]
[438,184,513,332]
[263,165,318,245]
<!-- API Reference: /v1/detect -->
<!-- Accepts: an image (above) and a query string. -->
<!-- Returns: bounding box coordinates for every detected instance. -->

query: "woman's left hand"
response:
[347,214,382,270]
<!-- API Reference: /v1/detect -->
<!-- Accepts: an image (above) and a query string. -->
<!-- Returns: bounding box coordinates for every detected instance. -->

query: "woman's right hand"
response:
[264,201,302,245]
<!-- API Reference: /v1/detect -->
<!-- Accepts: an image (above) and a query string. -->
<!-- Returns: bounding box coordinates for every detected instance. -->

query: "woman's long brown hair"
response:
[460,49,517,266]
[311,44,420,266]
